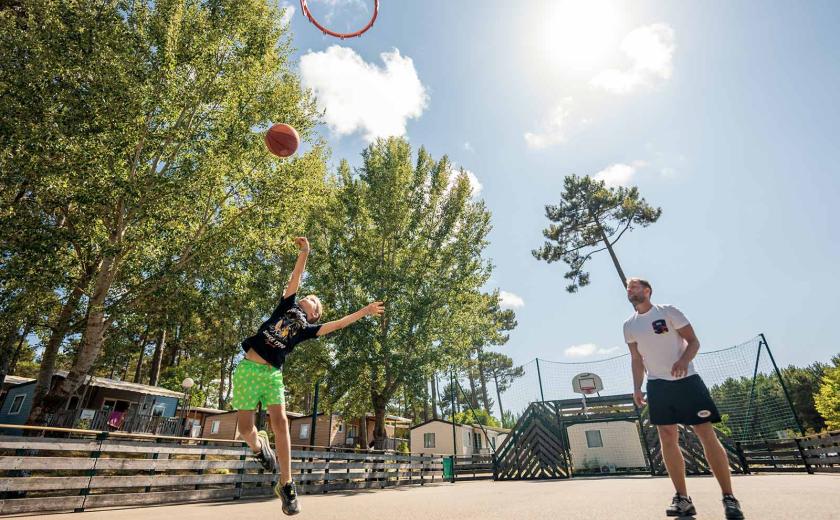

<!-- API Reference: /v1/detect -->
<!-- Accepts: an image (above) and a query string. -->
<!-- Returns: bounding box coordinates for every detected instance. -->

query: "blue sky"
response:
[285,0,840,370]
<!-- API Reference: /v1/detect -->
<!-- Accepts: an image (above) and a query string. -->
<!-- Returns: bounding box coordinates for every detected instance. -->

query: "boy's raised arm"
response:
[283,237,310,299]
[316,301,385,337]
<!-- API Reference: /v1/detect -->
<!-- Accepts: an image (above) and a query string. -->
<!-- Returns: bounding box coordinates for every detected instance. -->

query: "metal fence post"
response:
[760,333,806,436]
[794,437,814,474]
[735,441,750,474]
[78,431,108,513]
[535,358,546,403]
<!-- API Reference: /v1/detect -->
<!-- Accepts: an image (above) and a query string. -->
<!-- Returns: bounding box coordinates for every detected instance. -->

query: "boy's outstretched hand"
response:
[294,237,310,253]
[365,301,385,316]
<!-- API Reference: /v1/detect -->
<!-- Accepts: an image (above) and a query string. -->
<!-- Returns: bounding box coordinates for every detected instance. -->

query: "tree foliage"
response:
[532,175,661,292]
[815,356,840,430]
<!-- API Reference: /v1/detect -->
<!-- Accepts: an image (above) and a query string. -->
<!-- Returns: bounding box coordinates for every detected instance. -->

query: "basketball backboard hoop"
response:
[572,373,604,396]
[300,0,379,39]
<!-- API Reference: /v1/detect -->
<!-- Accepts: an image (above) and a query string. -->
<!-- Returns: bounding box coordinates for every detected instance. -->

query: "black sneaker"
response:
[274,480,300,515]
[666,493,696,517]
[253,430,277,473]
[723,494,745,520]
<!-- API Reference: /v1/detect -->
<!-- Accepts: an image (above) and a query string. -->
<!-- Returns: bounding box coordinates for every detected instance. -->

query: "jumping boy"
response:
[232,237,384,515]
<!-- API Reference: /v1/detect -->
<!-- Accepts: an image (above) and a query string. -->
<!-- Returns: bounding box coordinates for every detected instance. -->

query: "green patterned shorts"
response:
[231,359,285,410]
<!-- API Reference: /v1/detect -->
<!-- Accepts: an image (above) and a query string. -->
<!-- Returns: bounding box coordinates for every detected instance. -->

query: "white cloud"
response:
[278,1,295,26]
[464,142,474,152]
[591,23,675,94]
[499,291,524,309]
[524,97,574,149]
[593,161,645,187]
[299,46,428,141]
[563,343,620,358]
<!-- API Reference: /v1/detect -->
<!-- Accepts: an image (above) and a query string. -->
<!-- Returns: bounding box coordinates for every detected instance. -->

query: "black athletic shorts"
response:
[646,374,721,426]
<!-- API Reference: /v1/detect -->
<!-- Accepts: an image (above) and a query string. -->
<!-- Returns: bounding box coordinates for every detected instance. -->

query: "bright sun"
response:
[540,1,623,71]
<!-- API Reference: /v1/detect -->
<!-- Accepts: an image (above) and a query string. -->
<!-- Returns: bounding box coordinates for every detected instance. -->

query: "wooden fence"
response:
[736,430,840,474]
[0,425,444,515]
[452,454,493,481]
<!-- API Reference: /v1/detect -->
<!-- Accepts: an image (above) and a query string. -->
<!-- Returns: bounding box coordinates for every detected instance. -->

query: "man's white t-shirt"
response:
[623,304,695,381]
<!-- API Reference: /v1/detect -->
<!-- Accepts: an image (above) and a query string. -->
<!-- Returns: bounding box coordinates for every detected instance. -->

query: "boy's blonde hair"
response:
[306,294,323,323]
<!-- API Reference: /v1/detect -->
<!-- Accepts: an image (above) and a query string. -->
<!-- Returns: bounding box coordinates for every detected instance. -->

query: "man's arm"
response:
[672,324,700,378]
[283,237,310,299]
[316,301,385,337]
[628,342,647,407]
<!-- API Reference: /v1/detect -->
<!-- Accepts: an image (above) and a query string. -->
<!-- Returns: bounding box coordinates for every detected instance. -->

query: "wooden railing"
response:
[736,430,840,474]
[43,410,185,436]
[0,425,444,515]
[453,454,493,481]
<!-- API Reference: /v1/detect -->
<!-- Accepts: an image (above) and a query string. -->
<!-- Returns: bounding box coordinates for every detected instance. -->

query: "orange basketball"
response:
[264,123,300,157]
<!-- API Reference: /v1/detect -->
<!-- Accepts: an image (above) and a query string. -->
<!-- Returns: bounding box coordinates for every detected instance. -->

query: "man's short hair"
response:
[627,277,652,295]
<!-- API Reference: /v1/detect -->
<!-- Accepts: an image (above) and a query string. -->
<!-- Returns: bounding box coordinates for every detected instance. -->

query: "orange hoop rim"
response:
[300,0,379,40]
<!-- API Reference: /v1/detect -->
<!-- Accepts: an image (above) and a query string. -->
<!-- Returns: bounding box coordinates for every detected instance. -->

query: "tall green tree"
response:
[532,175,661,292]
[815,356,840,430]
[1,0,326,423]
[310,137,495,446]
[479,351,524,421]
[782,362,829,433]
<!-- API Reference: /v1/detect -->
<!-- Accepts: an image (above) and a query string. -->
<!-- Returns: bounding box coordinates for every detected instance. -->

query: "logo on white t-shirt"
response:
[652,319,669,334]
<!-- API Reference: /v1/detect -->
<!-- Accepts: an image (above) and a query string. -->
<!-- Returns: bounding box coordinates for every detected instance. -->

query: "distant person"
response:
[624,278,744,519]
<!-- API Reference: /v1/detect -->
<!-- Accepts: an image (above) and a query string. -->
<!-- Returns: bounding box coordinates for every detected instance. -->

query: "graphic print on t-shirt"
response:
[652,319,669,334]
[262,307,308,350]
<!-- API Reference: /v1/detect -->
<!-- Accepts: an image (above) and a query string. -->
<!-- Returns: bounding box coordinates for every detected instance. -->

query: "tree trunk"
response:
[467,364,480,409]
[224,354,234,407]
[430,373,438,420]
[148,327,167,387]
[218,355,227,409]
[594,217,627,288]
[372,395,388,448]
[50,257,117,415]
[132,326,149,383]
[28,283,85,426]
[0,328,19,390]
[359,415,368,449]
[121,356,130,381]
[493,372,505,422]
[422,378,430,422]
[6,324,31,377]
[164,324,179,371]
[478,357,492,415]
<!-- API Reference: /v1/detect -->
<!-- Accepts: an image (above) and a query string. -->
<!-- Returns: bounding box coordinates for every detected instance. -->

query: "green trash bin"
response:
[442,455,454,479]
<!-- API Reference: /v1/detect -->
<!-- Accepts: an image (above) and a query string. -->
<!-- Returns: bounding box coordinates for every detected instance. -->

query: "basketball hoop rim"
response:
[300,0,379,39]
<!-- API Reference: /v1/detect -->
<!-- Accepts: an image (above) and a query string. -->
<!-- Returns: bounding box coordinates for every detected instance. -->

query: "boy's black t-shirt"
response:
[241,293,322,369]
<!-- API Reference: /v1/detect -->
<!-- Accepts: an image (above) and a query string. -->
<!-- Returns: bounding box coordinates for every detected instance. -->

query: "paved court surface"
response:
[35,474,840,520]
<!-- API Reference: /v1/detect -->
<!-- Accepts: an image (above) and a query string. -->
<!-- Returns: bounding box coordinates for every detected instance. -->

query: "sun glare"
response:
[540,1,623,71]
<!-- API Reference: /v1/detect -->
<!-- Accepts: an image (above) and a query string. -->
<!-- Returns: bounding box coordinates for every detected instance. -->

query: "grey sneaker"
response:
[666,493,696,517]
[274,480,300,515]
[723,494,745,519]
[253,430,277,473]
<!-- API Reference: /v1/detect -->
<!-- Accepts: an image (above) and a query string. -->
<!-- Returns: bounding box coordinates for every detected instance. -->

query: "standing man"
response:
[624,278,744,519]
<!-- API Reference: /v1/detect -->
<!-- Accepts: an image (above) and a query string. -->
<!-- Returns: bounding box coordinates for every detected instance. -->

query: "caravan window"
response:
[585,430,603,448]
[9,394,25,415]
